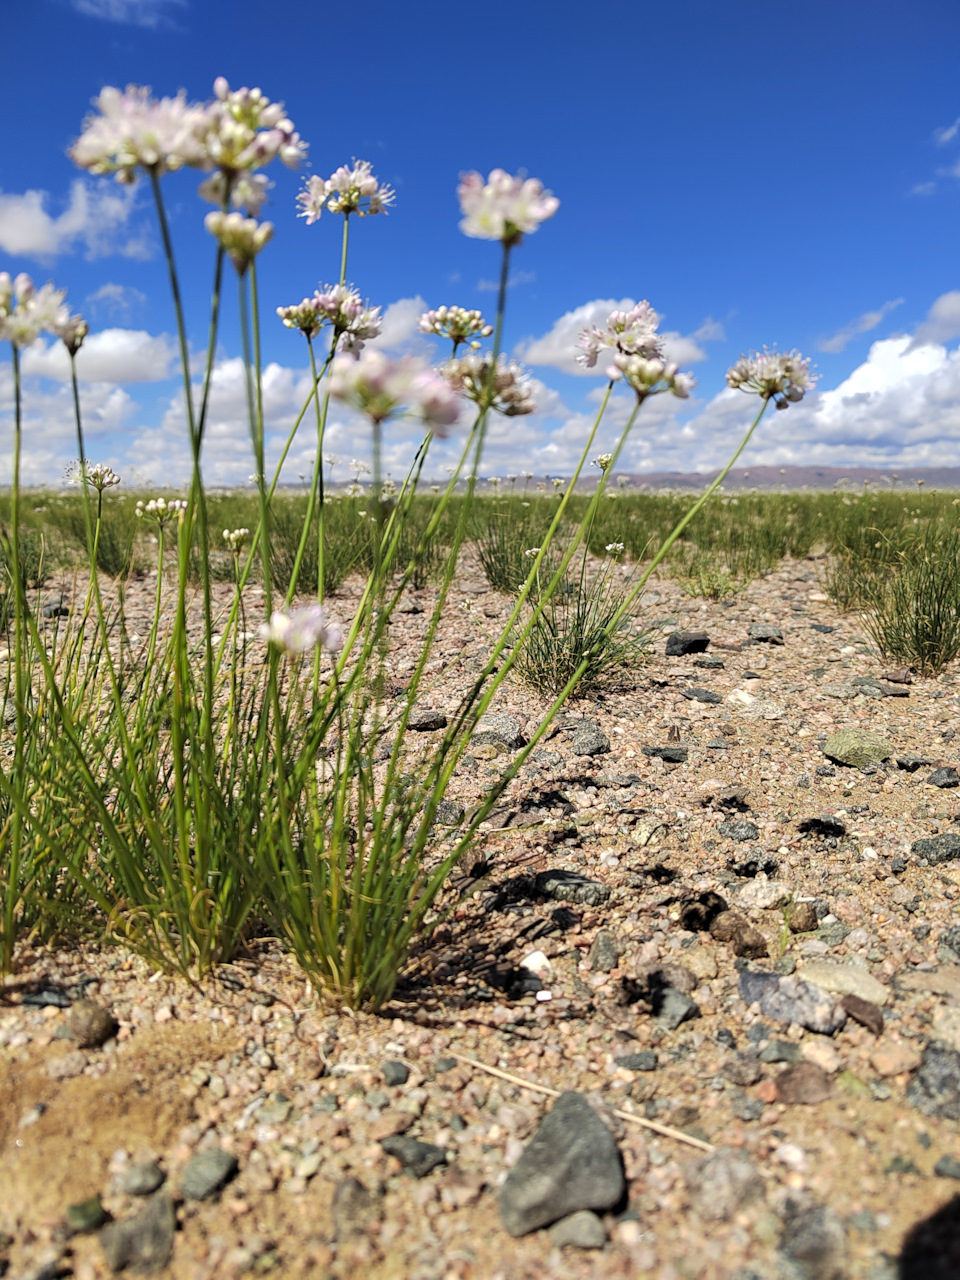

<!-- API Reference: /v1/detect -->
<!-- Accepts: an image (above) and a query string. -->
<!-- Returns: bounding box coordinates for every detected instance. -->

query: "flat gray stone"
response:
[118,1162,166,1197]
[380,1136,446,1177]
[548,1210,607,1249]
[798,962,889,1007]
[747,624,783,644]
[406,706,447,731]
[911,832,960,865]
[499,1091,625,1237]
[472,714,524,749]
[685,1147,763,1222]
[535,869,611,907]
[822,729,892,770]
[179,1147,238,1201]
[99,1192,175,1275]
[738,971,846,1035]
[778,1195,847,1279]
[907,1044,960,1120]
[571,726,610,756]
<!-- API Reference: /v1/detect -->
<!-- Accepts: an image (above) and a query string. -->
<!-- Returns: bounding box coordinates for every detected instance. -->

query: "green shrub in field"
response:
[475,495,554,593]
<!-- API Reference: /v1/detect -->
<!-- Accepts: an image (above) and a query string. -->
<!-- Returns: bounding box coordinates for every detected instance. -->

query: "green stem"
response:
[340,216,350,286]
[5,345,25,969]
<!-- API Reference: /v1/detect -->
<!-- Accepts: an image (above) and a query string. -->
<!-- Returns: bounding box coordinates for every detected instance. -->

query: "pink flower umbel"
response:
[55,314,89,357]
[0,273,69,348]
[329,350,460,434]
[726,349,817,408]
[443,353,537,416]
[418,306,493,351]
[70,85,209,182]
[296,160,395,223]
[277,285,382,352]
[199,77,305,201]
[204,212,273,272]
[259,605,342,654]
[457,169,558,245]
[578,302,664,369]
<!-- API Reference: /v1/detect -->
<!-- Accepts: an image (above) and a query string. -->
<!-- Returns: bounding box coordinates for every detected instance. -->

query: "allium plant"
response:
[0,79,812,1010]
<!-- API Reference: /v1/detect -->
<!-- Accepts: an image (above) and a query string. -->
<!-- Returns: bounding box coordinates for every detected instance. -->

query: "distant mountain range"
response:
[612,465,960,491]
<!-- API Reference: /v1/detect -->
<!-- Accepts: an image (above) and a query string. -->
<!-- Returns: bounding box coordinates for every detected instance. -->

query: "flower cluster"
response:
[296,160,395,223]
[418,306,493,351]
[259,604,342,654]
[605,542,625,554]
[577,302,663,369]
[205,212,273,272]
[0,273,69,349]
[276,284,382,352]
[136,497,188,527]
[222,527,250,551]
[725,349,816,408]
[592,453,614,471]
[71,79,305,198]
[609,352,694,402]
[329,350,460,433]
[70,85,209,182]
[458,169,559,245]
[442,353,536,416]
[65,460,121,490]
[57,314,89,356]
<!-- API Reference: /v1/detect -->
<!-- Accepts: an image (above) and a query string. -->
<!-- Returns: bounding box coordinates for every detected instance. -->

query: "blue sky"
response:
[5,0,960,485]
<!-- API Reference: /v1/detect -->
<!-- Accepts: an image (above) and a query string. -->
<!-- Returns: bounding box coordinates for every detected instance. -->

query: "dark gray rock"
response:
[666,630,710,656]
[759,1040,802,1064]
[729,1090,764,1121]
[571,725,610,757]
[907,1044,960,1119]
[656,988,700,1030]
[65,1195,108,1234]
[99,1192,175,1275]
[614,1051,658,1072]
[940,926,960,959]
[589,929,620,972]
[934,1154,960,1179]
[179,1147,238,1201]
[535,869,611,907]
[331,1177,380,1240]
[472,714,524,749]
[778,1195,847,1279]
[406,706,447,731]
[681,687,723,705]
[746,624,783,644]
[694,655,725,669]
[433,799,465,825]
[685,1147,764,1222]
[642,745,688,763]
[816,922,851,948]
[380,1136,447,1177]
[897,754,934,772]
[382,1060,409,1087]
[911,833,960,865]
[548,1210,607,1249]
[723,1055,763,1086]
[43,600,70,619]
[498,1091,625,1237]
[719,820,760,843]
[797,815,846,838]
[810,624,835,634]
[778,1062,833,1105]
[928,766,960,789]
[118,1162,166,1196]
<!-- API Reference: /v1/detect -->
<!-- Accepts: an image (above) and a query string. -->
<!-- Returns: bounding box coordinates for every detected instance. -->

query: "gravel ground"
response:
[3,554,960,1279]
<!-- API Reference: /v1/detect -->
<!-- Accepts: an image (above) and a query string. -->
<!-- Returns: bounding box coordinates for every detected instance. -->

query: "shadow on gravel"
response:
[898,1194,960,1278]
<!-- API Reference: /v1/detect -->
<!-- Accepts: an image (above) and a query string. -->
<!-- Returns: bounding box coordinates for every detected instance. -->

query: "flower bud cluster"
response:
[201,77,305,177]
[577,301,664,369]
[592,453,614,471]
[56,314,89,356]
[725,348,816,408]
[0,273,70,349]
[457,169,558,245]
[222,527,250,551]
[136,497,188,526]
[329,350,460,434]
[277,285,382,352]
[65,460,121,490]
[204,212,273,271]
[442,353,537,416]
[608,352,695,402]
[259,604,342,654]
[417,306,493,349]
[296,160,395,223]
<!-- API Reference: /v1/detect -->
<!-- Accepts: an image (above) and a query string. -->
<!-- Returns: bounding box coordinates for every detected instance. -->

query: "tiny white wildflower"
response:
[297,159,395,223]
[418,305,493,350]
[457,169,558,245]
[259,604,342,654]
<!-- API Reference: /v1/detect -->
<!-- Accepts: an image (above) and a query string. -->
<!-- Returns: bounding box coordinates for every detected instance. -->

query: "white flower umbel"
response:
[329,350,460,434]
[71,85,210,183]
[609,352,695,403]
[0,274,70,349]
[223,527,250,551]
[458,169,558,245]
[296,160,395,223]
[204,211,273,273]
[605,542,625,554]
[135,497,188,528]
[725,348,816,409]
[418,305,493,351]
[592,453,614,471]
[277,284,382,352]
[201,78,305,176]
[199,170,272,216]
[55,314,89,357]
[442,353,536,416]
[578,301,664,370]
[259,604,342,654]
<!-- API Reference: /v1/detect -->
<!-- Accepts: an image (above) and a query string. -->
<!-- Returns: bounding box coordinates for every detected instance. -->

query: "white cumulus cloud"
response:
[0,180,148,262]
[22,330,179,383]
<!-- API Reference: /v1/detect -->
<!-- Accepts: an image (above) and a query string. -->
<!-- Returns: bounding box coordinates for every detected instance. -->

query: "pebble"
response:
[99,1192,175,1275]
[777,1195,847,1280]
[746,624,783,644]
[656,989,700,1030]
[681,687,723,704]
[927,766,960,788]
[777,1062,834,1105]
[911,832,960,864]
[472,714,524,749]
[685,1147,764,1222]
[571,725,610,756]
[179,1147,238,1201]
[65,1195,108,1234]
[535,869,610,907]
[870,1042,922,1077]
[739,971,846,1035]
[614,1051,658,1072]
[642,745,688,763]
[906,1044,960,1118]
[499,1091,625,1237]
[840,994,884,1036]
[798,962,889,1007]
[760,1040,802,1064]
[66,1000,118,1048]
[934,1155,960,1180]
[46,1050,86,1080]
[589,929,620,972]
[719,820,760,843]
[789,902,819,933]
[736,879,792,910]
[118,1162,166,1197]
[406,706,448,731]
[382,1060,410,1087]
[665,630,710,656]
[548,1210,607,1249]
[710,911,768,959]
[822,728,892,770]
[380,1135,447,1177]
